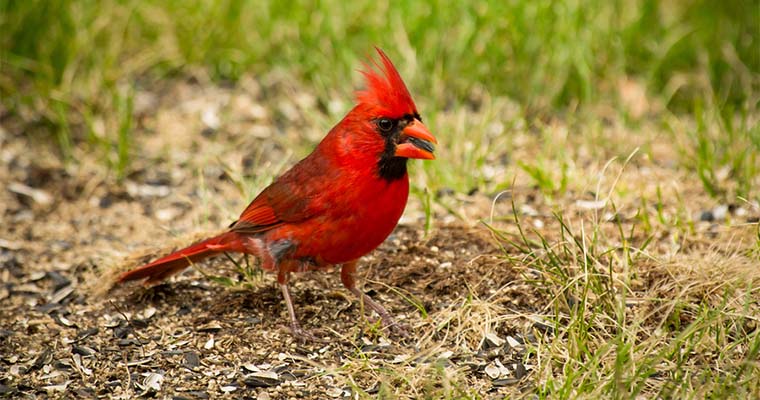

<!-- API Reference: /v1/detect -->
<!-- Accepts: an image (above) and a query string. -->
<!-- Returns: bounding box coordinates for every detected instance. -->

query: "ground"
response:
[1,76,759,399]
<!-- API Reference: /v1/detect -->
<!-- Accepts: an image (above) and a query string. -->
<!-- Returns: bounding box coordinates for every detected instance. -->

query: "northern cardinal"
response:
[117,48,436,339]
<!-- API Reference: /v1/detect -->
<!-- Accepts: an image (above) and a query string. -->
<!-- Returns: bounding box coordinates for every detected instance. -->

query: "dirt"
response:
[0,167,532,399]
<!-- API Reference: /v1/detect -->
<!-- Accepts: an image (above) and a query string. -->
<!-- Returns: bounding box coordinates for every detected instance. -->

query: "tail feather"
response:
[118,231,243,285]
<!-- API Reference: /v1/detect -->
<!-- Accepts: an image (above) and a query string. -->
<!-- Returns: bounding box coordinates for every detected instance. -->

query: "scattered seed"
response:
[257,391,271,400]
[484,363,501,379]
[119,338,142,347]
[42,381,69,393]
[28,271,47,281]
[197,323,222,332]
[103,317,122,328]
[8,182,52,205]
[140,307,157,320]
[484,332,505,348]
[506,336,521,348]
[126,358,152,367]
[55,315,75,327]
[46,271,71,291]
[183,352,200,369]
[492,378,519,387]
[113,327,131,339]
[39,370,63,380]
[72,345,96,357]
[76,327,99,341]
[49,285,74,304]
[532,320,554,335]
[72,354,92,376]
[243,371,280,388]
[390,354,410,364]
[325,387,343,397]
[365,382,380,394]
[35,303,61,313]
[32,349,53,371]
[130,319,149,329]
[242,363,259,372]
[142,372,164,392]
[514,362,527,379]
[496,359,511,377]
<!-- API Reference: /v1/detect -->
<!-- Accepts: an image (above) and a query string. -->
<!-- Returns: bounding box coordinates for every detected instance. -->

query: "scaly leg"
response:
[341,260,408,336]
[277,266,326,343]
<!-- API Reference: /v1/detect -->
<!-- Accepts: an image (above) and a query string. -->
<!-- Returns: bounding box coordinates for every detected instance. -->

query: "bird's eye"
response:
[377,118,394,133]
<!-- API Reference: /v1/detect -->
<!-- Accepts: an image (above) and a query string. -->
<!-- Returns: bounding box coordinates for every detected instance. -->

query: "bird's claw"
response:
[374,315,410,338]
[288,323,329,344]
[386,320,410,338]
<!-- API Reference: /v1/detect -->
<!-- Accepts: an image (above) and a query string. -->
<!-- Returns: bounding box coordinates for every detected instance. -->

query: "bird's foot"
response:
[288,323,329,344]
[375,313,410,338]
[350,288,411,338]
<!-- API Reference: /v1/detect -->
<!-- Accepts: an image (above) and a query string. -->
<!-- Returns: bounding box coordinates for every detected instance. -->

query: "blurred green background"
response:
[1,0,758,195]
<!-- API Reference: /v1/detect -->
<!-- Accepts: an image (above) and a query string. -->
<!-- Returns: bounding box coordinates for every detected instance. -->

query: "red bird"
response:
[117,48,436,339]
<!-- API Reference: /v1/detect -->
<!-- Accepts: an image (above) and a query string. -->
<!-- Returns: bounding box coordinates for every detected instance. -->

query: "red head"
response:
[357,48,419,119]
[351,48,437,174]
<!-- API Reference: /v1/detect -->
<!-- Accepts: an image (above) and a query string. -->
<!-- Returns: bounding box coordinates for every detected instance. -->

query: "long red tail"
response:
[117,231,244,285]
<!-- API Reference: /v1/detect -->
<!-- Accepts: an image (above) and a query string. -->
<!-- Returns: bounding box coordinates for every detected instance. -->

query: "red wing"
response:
[230,151,333,234]
[231,196,283,233]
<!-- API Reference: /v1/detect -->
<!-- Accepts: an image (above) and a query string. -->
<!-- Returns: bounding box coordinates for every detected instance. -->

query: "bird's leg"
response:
[340,260,408,336]
[277,266,326,343]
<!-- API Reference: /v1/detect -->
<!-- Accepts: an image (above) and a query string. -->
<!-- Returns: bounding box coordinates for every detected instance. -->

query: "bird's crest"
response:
[356,48,418,118]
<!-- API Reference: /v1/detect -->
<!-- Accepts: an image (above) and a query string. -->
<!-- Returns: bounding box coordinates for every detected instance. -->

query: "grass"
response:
[484,184,759,398]
[2,0,758,189]
[672,103,759,199]
[2,0,759,398]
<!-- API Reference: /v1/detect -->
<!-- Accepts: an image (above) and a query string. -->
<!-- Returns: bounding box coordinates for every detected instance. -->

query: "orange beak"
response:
[394,119,437,160]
